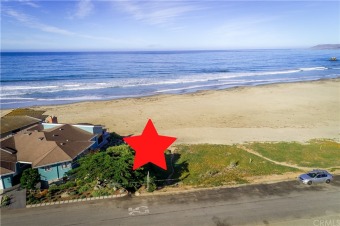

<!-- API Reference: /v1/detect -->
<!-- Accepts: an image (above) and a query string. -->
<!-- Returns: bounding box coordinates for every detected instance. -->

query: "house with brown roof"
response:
[0,148,17,190]
[0,108,48,138]
[0,116,42,139]
[0,123,109,190]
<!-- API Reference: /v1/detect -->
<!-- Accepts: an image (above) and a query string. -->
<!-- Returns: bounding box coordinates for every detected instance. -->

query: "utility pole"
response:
[147,171,150,191]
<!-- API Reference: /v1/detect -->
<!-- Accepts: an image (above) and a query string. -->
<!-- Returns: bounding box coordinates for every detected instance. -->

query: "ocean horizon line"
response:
[0,48,319,54]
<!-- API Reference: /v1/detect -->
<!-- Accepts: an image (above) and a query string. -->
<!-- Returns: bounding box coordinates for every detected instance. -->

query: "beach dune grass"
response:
[246,139,340,168]
[173,144,299,187]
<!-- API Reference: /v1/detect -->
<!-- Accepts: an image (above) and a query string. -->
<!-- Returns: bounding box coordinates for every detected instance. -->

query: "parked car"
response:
[298,169,333,185]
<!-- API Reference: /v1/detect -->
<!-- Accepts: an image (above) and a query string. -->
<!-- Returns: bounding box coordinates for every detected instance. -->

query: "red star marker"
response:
[123,119,176,170]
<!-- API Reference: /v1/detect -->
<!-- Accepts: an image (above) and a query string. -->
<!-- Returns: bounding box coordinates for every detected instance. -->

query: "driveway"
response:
[1,185,26,209]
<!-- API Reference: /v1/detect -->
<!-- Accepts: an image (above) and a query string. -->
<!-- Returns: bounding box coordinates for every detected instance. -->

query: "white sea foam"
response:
[63,84,80,87]
[299,67,328,71]
[0,97,35,100]
[0,93,144,105]
[1,101,33,105]
[154,81,247,93]
[1,85,58,91]
[154,77,310,93]
[36,96,103,101]
[0,66,332,97]
[121,68,318,88]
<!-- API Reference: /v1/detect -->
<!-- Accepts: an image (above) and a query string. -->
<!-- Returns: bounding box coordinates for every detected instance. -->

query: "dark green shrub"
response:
[20,168,40,190]
[1,195,11,206]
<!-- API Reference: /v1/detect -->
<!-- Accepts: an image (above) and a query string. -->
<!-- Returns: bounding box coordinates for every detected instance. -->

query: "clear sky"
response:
[1,0,339,51]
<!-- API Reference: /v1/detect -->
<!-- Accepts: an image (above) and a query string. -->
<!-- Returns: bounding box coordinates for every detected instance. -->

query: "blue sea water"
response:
[1,49,339,109]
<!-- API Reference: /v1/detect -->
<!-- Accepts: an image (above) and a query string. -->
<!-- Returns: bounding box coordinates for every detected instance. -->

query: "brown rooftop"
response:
[0,149,17,175]
[1,108,49,137]
[0,164,15,175]
[43,124,95,142]
[0,116,41,137]
[0,124,95,172]
[4,108,47,120]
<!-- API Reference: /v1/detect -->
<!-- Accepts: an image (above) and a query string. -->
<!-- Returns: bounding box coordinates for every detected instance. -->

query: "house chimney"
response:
[46,115,58,123]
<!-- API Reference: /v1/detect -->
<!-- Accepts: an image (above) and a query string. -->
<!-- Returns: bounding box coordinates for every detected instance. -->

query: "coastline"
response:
[2,78,340,144]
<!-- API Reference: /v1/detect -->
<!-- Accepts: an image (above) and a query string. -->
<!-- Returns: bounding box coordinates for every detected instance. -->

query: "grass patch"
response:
[246,139,340,168]
[174,144,298,187]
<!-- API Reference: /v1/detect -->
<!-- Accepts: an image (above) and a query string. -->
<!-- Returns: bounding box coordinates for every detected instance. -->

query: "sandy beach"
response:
[3,79,339,144]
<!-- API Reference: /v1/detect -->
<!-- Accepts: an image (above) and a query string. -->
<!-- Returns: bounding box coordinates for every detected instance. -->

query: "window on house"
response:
[61,162,71,169]
[44,166,52,171]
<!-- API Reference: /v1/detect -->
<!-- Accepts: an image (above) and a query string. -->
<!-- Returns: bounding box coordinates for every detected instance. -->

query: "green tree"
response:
[20,168,40,190]
[67,145,146,190]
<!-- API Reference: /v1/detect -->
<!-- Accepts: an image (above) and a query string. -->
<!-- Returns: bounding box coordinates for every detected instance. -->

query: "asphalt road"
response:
[1,176,340,226]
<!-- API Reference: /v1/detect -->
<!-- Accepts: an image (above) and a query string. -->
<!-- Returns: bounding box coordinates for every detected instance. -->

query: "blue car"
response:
[298,169,333,185]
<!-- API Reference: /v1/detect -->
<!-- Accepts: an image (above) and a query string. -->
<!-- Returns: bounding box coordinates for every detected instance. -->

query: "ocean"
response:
[1,49,339,109]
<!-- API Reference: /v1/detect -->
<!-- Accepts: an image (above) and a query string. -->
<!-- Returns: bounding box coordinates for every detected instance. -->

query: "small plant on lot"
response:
[59,181,77,190]
[146,175,157,192]
[76,179,84,187]
[91,189,110,197]
[229,160,239,168]
[1,195,11,207]
[26,193,39,205]
[147,182,157,192]
[78,184,90,194]
[48,184,60,195]
[206,170,219,177]
[36,189,48,198]
[69,191,78,196]
[107,181,122,190]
